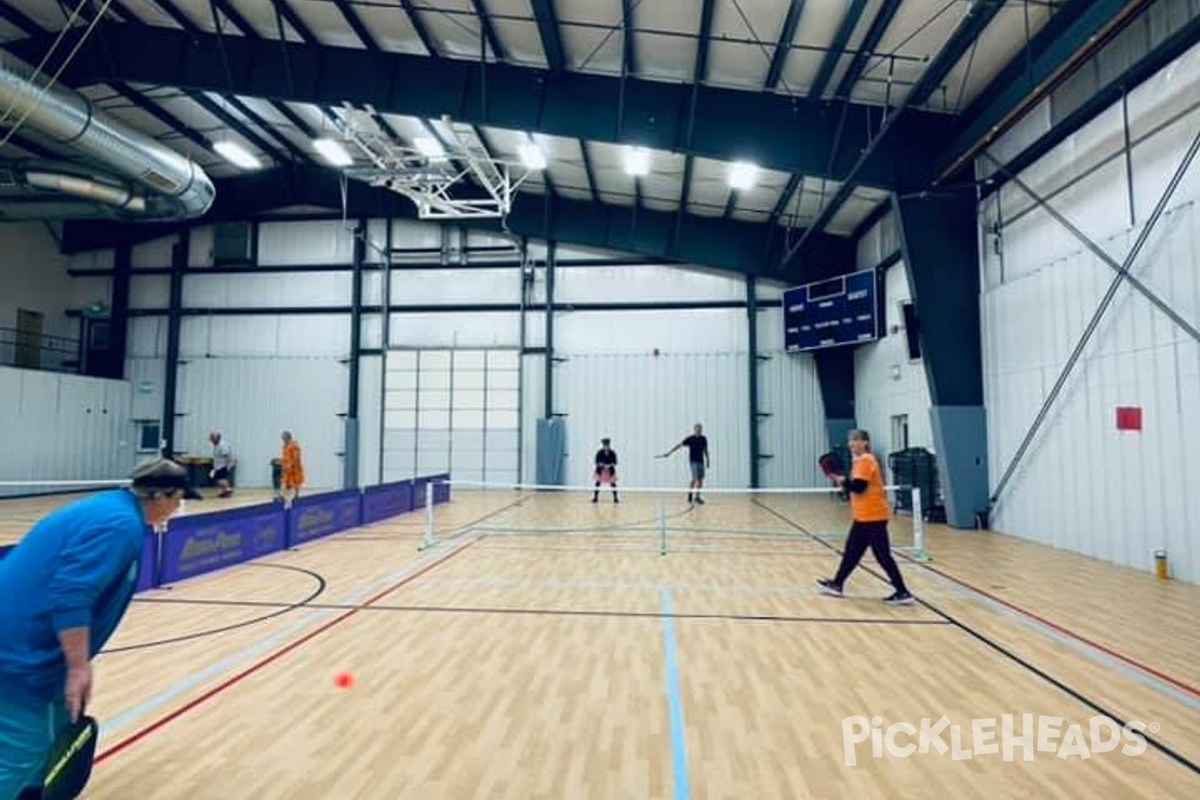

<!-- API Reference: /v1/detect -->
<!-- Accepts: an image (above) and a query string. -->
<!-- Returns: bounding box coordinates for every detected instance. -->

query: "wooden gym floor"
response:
[1,489,1198,798]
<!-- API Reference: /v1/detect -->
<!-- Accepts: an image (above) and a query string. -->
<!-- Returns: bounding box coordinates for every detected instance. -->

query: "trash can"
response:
[271,458,282,492]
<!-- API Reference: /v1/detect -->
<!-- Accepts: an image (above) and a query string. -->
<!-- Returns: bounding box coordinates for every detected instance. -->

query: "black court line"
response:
[753,499,1200,776]
[473,542,838,557]
[111,497,531,651]
[104,563,328,653]
[133,594,951,626]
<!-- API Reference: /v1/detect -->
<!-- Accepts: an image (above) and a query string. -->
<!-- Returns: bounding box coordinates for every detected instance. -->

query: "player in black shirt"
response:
[661,423,710,505]
[593,438,618,503]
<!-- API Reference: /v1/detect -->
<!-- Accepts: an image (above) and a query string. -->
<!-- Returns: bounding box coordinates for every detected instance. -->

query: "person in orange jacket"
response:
[279,430,305,508]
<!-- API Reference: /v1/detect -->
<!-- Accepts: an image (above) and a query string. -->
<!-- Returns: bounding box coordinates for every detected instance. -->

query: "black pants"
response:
[832,520,909,593]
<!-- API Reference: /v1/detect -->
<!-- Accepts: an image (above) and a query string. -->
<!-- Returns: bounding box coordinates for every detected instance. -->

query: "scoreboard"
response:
[783,268,881,353]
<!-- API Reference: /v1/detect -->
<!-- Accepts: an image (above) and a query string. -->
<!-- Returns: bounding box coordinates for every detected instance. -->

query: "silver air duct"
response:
[0,52,214,220]
[24,170,146,212]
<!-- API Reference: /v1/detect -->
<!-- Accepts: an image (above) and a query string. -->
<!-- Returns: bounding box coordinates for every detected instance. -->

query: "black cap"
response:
[130,458,203,500]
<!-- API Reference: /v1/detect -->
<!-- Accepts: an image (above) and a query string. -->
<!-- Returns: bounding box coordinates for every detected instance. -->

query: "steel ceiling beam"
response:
[6,25,954,189]
[764,0,807,91]
[808,0,869,100]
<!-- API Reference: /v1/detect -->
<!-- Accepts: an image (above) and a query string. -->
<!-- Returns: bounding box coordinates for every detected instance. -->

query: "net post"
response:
[658,500,667,556]
[909,486,929,562]
[421,481,436,550]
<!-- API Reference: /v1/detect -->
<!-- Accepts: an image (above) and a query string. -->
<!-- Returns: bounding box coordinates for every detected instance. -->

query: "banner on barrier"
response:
[431,473,451,504]
[362,480,414,524]
[136,530,157,591]
[289,490,363,546]
[160,503,286,584]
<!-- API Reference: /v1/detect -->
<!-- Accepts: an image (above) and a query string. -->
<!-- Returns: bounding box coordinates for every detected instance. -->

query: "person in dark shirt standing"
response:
[593,438,619,503]
[661,423,710,505]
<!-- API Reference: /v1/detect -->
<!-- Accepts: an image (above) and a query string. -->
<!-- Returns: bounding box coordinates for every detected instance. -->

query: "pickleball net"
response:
[417,480,930,560]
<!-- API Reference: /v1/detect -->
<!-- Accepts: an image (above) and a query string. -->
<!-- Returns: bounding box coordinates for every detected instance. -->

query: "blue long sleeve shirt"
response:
[0,490,148,708]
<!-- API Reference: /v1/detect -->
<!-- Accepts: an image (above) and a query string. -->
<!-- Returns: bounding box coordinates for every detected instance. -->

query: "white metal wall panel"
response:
[0,367,134,490]
[981,41,1200,582]
[755,306,828,487]
[179,315,350,358]
[554,264,746,304]
[257,220,356,266]
[131,235,176,269]
[521,352,544,484]
[986,214,1200,583]
[389,218,444,251]
[387,311,521,348]
[1133,107,1200,224]
[365,219,389,257]
[388,268,521,304]
[362,271,384,306]
[856,211,901,268]
[358,354,384,486]
[182,272,352,308]
[125,357,165,422]
[756,304,787,351]
[554,351,751,489]
[67,248,114,271]
[69,276,112,310]
[360,314,383,351]
[129,275,170,310]
[852,261,935,475]
[757,347,826,488]
[175,357,347,490]
[555,309,748,354]
[188,226,214,267]
[127,317,166,358]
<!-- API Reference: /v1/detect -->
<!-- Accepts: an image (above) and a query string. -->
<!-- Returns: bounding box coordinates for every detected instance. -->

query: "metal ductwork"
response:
[24,170,146,212]
[0,52,214,220]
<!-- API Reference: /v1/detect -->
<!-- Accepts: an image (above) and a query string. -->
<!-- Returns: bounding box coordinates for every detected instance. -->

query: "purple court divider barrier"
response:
[121,475,452,589]
[158,502,286,585]
[431,473,451,503]
[362,480,414,525]
[287,489,363,547]
[136,531,157,591]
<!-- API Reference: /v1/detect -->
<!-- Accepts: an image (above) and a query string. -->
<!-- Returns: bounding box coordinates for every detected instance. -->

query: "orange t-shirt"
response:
[850,452,890,522]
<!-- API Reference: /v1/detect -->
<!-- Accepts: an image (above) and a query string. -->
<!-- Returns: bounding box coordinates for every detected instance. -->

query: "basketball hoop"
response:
[332,107,538,220]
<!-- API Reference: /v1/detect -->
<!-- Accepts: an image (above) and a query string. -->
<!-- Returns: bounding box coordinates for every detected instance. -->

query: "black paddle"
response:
[41,713,98,800]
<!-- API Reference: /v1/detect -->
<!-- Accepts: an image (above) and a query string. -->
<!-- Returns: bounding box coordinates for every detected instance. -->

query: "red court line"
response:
[96,539,479,763]
[915,560,1200,700]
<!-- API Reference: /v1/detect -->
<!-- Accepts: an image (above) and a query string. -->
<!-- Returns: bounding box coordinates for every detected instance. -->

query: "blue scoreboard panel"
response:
[783,268,881,352]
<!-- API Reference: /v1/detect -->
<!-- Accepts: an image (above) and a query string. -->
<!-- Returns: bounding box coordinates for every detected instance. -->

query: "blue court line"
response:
[659,587,691,800]
[100,537,478,739]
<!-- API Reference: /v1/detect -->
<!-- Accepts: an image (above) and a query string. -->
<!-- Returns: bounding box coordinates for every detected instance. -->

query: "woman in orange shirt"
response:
[280,430,305,507]
[817,429,914,605]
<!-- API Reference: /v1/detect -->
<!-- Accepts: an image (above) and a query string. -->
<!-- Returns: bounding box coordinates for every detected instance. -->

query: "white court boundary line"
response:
[0,480,132,487]
[441,479,913,495]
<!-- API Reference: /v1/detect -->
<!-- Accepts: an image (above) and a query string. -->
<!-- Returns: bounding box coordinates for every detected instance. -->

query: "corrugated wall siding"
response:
[853,260,935,478]
[0,366,134,492]
[554,351,751,489]
[980,41,1200,582]
[175,357,348,491]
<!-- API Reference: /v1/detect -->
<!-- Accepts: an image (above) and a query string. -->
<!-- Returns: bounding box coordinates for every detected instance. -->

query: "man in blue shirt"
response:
[0,459,197,799]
